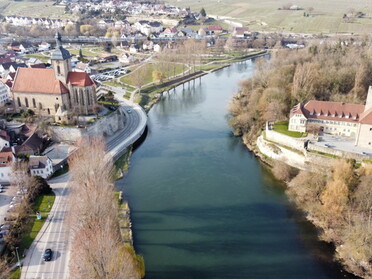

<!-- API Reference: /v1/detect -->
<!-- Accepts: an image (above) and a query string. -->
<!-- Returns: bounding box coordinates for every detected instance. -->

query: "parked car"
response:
[127,109,132,114]
[43,249,53,261]
[0,224,10,230]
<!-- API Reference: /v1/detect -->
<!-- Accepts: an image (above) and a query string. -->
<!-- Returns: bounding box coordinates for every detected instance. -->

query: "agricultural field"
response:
[168,0,372,34]
[0,0,74,19]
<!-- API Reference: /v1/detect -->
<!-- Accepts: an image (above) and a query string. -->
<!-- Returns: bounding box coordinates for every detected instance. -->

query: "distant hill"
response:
[166,0,372,34]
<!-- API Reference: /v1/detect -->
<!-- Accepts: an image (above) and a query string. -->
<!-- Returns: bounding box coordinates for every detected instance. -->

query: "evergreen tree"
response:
[200,7,206,17]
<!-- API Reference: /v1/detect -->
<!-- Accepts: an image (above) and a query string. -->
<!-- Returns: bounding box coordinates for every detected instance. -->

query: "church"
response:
[12,33,97,123]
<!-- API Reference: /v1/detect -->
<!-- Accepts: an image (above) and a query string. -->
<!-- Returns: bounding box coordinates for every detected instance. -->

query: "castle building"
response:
[289,86,372,149]
[12,33,96,123]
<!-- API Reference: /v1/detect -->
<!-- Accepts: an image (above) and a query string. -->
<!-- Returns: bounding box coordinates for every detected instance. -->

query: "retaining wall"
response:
[51,109,126,142]
[307,143,370,161]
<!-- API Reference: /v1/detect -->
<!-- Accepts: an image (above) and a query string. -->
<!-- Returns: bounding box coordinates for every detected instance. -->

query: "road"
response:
[20,97,147,279]
[20,174,70,279]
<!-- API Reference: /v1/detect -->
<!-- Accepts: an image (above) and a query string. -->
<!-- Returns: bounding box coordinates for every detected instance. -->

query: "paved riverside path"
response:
[20,99,147,279]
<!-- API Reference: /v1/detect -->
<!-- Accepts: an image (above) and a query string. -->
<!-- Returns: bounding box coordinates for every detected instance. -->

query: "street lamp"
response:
[15,247,21,268]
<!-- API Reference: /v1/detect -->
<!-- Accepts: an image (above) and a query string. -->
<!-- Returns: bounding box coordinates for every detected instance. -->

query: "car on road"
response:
[43,248,53,261]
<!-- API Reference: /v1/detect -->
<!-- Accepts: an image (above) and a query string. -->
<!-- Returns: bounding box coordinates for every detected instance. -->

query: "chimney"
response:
[366,85,372,111]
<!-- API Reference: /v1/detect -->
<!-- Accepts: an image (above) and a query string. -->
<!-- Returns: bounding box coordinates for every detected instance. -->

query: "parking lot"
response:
[312,133,372,156]
[92,68,128,82]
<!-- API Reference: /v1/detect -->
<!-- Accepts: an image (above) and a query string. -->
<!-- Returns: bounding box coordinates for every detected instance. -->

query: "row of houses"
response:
[0,124,54,182]
[65,0,193,18]
[4,16,76,29]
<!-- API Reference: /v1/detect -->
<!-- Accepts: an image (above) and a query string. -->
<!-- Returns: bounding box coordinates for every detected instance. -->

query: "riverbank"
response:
[233,124,369,279]
[138,50,267,112]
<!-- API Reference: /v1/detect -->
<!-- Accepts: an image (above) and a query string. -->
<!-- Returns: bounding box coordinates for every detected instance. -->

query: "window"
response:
[25,97,29,107]
[57,65,61,75]
[32,98,36,108]
[47,108,50,115]
[370,128,372,131]
[17,97,21,107]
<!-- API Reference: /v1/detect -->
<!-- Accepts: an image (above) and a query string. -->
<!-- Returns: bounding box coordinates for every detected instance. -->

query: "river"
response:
[116,60,358,279]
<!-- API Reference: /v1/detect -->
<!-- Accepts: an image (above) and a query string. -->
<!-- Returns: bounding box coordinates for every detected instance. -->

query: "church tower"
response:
[51,32,72,84]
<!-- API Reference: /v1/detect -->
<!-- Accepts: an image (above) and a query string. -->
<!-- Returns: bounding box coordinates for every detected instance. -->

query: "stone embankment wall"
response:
[51,108,126,142]
[265,127,307,150]
[307,143,368,161]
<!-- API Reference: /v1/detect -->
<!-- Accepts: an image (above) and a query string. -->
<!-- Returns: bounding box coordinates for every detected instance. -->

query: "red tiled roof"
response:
[12,68,69,94]
[0,151,13,167]
[302,100,365,123]
[67,72,94,87]
[359,108,372,124]
[0,130,10,142]
[208,25,223,31]
[290,100,372,124]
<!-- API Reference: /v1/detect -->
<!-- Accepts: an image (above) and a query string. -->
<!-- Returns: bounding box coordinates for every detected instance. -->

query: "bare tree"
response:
[130,65,149,94]
[68,137,141,279]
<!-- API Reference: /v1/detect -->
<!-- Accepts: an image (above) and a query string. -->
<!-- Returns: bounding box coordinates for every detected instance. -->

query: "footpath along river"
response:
[116,60,359,279]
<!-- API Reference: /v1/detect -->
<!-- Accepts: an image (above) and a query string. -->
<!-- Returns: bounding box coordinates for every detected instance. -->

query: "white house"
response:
[0,130,10,149]
[0,81,10,106]
[0,151,14,183]
[153,44,161,52]
[119,53,136,64]
[38,42,51,51]
[29,155,54,179]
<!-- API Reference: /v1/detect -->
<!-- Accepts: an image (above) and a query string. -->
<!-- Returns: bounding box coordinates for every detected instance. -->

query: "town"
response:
[0,0,371,278]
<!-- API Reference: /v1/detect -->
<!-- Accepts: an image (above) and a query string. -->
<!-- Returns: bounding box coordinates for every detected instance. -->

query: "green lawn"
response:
[273,121,307,138]
[19,193,56,256]
[25,53,49,63]
[120,63,185,86]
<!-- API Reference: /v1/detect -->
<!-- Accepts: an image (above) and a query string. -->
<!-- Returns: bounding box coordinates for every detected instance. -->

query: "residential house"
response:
[142,40,154,51]
[38,42,51,51]
[153,44,161,52]
[0,81,10,106]
[0,151,14,183]
[289,85,372,149]
[129,44,140,53]
[74,62,97,75]
[19,42,35,54]
[233,27,249,38]
[161,27,178,38]
[205,25,223,36]
[29,155,53,179]
[119,53,136,64]
[0,130,10,149]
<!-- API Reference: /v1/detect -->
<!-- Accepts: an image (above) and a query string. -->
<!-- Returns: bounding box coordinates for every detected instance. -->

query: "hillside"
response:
[167,0,372,34]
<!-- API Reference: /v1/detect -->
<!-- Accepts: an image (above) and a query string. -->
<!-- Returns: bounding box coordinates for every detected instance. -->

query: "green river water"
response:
[116,60,358,279]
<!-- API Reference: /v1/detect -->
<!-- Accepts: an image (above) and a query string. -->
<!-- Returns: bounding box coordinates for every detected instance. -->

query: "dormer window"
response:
[332,113,335,117]
[345,114,349,119]
[339,114,342,118]
[352,116,357,120]
[309,111,314,116]
[317,112,321,116]
[324,113,328,116]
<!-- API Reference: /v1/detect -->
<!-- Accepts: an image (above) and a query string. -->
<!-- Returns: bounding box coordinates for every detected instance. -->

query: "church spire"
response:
[55,32,62,49]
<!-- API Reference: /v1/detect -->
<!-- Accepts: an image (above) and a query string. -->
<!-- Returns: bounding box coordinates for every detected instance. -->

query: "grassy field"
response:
[0,0,73,19]
[25,53,50,63]
[167,0,372,34]
[120,63,185,86]
[273,121,307,138]
[18,193,56,255]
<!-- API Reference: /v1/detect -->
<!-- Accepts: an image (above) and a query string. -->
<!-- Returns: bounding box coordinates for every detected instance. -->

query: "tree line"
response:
[68,137,144,279]
[228,40,372,278]
[229,40,372,142]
